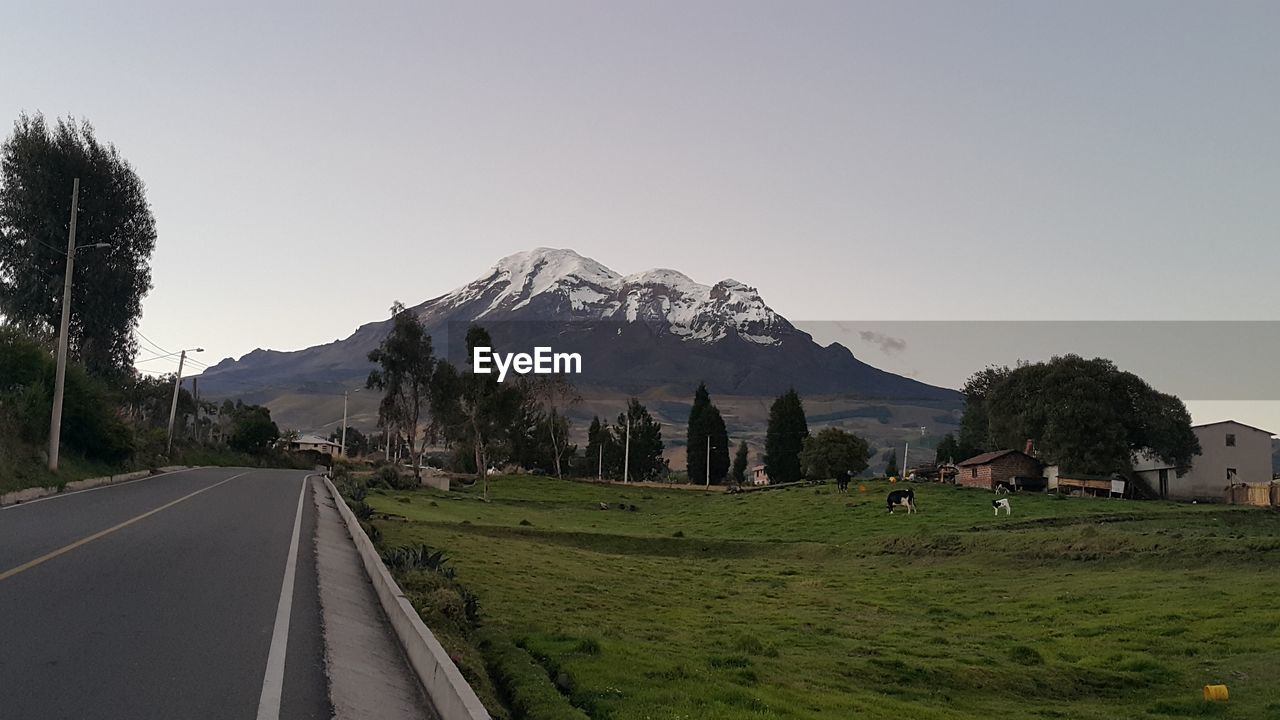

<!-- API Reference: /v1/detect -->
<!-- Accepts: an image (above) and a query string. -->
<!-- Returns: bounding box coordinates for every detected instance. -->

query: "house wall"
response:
[1133,422,1273,501]
[1043,464,1060,490]
[294,442,338,456]
[958,454,1042,489]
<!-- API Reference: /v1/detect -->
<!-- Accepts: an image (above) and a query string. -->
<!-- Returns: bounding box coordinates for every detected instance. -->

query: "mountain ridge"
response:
[196,248,959,423]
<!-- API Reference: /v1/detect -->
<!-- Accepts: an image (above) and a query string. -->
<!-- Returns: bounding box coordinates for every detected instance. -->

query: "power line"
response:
[134,352,183,364]
[134,329,171,356]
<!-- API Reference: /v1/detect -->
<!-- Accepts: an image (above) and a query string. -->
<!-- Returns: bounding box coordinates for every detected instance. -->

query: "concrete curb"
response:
[322,475,493,720]
[0,465,194,507]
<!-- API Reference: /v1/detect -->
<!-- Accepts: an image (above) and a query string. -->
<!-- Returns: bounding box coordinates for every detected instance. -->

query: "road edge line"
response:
[1,466,202,509]
[322,475,492,720]
[255,473,310,720]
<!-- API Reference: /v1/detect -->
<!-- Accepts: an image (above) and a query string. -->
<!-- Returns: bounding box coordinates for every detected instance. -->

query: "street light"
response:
[47,178,113,472]
[165,348,205,455]
[705,435,718,488]
[341,388,361,457]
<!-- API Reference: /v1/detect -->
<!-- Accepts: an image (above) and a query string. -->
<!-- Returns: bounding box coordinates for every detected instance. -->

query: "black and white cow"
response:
[992,498,1012,516]
[886,488,916,514]
[836,470,852,493]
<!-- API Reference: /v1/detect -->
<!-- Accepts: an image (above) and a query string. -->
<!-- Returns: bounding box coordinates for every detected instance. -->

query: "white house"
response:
[749,464,769,486]
[1132,420,1275,502]
[288,433,343,457]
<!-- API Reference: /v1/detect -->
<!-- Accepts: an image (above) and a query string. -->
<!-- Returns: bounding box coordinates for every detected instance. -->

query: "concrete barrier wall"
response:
[0,466,193,507]
[322,476,492,720]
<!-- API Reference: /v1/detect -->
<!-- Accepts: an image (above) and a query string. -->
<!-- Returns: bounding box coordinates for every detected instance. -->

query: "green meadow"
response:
[369,477,1280,720]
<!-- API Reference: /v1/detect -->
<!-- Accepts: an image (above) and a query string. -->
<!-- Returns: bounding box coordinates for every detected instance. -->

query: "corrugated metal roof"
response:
[957,449,1041,467]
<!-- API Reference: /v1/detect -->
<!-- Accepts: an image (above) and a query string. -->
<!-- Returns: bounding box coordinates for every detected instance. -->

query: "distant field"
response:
[370,477,1280,720]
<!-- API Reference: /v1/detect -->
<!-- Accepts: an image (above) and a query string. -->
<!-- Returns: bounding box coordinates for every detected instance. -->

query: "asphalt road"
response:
[0,467,331,720]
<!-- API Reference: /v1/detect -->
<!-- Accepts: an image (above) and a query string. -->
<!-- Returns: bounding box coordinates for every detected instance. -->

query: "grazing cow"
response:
[599,502,610,511]
[994,482,1013,495]
[836,470,852,493]
[992,498,1012,516]
[886,488,916,514]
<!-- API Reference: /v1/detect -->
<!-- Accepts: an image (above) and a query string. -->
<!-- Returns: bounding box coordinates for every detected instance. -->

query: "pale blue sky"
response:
[3,1,1278,426]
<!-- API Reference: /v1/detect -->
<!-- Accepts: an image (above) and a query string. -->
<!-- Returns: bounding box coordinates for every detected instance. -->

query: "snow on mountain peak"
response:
[442,248,790,344]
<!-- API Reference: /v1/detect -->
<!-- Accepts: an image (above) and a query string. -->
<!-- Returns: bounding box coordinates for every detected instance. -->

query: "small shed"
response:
[1056,473,1123,498]
[750,465,769,486]
[956,450,1043,491]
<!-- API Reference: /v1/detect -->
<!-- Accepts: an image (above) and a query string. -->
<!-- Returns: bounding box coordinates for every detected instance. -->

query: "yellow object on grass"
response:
[1203,684,1229,702]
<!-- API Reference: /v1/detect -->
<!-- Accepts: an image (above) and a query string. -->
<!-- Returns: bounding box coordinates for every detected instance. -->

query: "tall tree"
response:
[0,114,157,375]
[883,449,899,478]
[615,397,664,481]
[586,414,625,479]
[764,388,808,483]
[731,440,749,485]
[974,355,1200,474]
[367,302,436,481]
[430,325,524,500]
[686,382,730,484]
[934,433,961,465]
[522,375,580,479]
[224,402,279,455]
[957,365,1011,458]
[686,382,711,482]
[800,427,872,479]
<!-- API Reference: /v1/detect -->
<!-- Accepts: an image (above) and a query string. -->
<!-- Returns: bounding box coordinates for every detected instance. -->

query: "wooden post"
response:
[47,178,80,472]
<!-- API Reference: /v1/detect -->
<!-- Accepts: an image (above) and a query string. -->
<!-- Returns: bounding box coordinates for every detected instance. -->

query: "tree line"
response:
[365,306,883,491]
[0,113,295,485]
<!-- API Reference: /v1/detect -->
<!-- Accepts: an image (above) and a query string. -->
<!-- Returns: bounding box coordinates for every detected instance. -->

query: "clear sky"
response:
[3,1,1278,427]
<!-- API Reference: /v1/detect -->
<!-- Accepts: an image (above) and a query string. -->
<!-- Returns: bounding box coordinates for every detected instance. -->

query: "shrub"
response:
[572,637,601,656]
[374,464,418,490]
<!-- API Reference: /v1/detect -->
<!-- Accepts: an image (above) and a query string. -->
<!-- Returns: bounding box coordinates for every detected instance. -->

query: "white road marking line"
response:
[1,466,206,510]
[0,471,250,582]
[255,475,311,720]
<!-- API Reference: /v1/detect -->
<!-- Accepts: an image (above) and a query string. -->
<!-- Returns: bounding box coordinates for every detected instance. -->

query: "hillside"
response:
[195,249,959,441]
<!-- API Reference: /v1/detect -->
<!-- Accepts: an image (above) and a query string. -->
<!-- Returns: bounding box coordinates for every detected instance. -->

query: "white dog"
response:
[992,498,1012,516]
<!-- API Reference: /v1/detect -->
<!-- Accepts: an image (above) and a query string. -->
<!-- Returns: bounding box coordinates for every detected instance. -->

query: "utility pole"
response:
[341,390,349,457]
[166,348,203,455]
[192,377,200,443]
[705,435,711,488]
[597,444,602,481]
[903,441,910,478]
[623,415,631,483]
[166,350,189,456]
[47,178,80,472]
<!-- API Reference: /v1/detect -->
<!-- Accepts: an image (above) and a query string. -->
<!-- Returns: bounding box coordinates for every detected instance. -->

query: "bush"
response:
[0,329,133,465]
[373,464,418,490]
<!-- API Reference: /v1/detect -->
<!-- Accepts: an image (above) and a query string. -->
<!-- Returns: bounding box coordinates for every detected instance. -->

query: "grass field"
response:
[369,476,1280,720]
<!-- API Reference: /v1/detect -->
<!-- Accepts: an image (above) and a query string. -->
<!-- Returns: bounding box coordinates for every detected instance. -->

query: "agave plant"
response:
[381,544,456,578]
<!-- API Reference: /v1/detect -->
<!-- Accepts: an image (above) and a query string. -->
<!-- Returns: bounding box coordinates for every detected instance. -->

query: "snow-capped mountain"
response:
[196,248,958,420]
[410,248,793,346]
